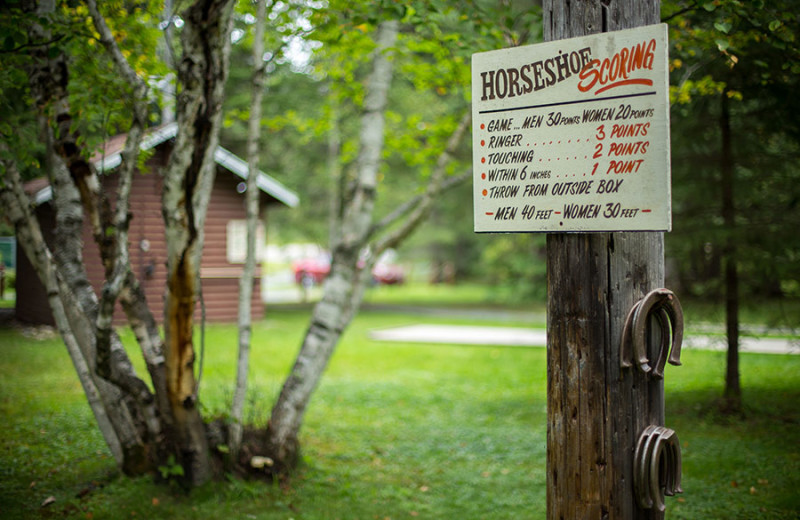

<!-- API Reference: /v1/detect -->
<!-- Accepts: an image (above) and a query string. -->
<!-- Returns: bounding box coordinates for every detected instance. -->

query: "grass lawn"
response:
[0,289,14,308]
[0,303,798,519]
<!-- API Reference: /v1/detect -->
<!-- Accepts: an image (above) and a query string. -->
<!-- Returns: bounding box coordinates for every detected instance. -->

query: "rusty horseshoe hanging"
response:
[620,288,684,378]
[634,425,684,511]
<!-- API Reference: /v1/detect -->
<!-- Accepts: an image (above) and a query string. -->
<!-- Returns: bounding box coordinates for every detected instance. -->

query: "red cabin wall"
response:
[16,147,267,325]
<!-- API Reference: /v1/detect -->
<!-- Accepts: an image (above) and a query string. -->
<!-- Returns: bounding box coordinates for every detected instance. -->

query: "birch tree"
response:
[4,0,157,476]
[161,0,236,485]
[230,0,268,460]
[249,0,547,473]
[1,0,235,485]
[258,11,476,470]
[2,0,530,483]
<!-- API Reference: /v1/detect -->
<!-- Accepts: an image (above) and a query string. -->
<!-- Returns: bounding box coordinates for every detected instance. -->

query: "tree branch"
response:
[231,0,268,459]
[337,20,399,250]
[86,0,149,96]
[0,147,128,467]
[661,1,701,23]
[0,34,65,54]
[86,0,154,395]
[369,110,472,257]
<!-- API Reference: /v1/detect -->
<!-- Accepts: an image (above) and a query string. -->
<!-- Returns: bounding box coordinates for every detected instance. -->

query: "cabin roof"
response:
[31,122,299,208]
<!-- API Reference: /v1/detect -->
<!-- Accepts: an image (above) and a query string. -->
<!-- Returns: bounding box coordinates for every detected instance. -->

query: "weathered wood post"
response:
[472,0,678,515]
[543,1,665,518]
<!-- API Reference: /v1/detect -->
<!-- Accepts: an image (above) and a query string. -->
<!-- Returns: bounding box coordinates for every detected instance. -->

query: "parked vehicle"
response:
[291,254,404,286]
[371,261,404,285]
[292,256,330,286]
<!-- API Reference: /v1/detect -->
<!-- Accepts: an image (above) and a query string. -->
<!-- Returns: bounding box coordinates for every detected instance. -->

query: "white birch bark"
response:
[161,0,235,485]
[83,2,167,446]
[0,157,125,468]
[264,20,399,471]
[48,146,158,435]
[261,20,477,472]
[85,0,146,373]
[11,0,238,483]
[230,0,267,459]
[20,1,154,474]
[86,2,172,442]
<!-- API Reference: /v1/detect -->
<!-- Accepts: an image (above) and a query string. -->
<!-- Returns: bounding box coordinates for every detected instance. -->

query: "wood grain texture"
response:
[543,1,664,518]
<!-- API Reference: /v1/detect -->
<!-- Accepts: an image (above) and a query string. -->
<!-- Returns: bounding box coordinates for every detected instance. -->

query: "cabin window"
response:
[226,220,266,263]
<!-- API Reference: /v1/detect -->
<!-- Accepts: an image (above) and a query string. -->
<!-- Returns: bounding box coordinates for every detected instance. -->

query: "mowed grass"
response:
[1,302,798,519]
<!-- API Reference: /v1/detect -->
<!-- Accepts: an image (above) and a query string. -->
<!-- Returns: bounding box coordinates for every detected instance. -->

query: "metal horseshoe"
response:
[634,425,683,511]
[649,426,672,512]
[664,429,683,496]
[651,308,672,379]
[620,288,684,378]
[661,292,684,367]
[620,303,637,369]
[634,425,658,509]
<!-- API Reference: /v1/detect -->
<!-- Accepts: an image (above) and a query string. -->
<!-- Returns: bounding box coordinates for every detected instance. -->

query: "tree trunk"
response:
[261,20,475,474]
[86,0,176,462]
[0,156,135,472]
[720,91,741,412]
[161,0,235,485]
[20,1,155,475]
[543,1,664,519]
[47,148,157,470]
[231,0,268,460]
[263,20,400,473]
[12,0,239,484]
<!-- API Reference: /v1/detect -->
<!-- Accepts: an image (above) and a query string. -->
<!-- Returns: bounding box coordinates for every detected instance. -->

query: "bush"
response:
[1,268,14,292]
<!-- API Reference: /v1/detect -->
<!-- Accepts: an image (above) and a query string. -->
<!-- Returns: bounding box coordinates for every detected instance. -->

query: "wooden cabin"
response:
[16,122,298,325]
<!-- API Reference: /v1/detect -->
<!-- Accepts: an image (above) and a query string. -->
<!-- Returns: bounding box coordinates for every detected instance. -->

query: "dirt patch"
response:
[0,308,58,340]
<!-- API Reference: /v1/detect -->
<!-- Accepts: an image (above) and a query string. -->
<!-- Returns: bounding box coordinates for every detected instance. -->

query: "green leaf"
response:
[702,2,717,12]
[768,20,782,32]
[402,5,416,23]
[715,39,730,51]
[714,22,732,34]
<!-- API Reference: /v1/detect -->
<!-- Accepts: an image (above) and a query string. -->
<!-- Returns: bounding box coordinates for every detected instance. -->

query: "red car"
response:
[292,257,330,286]
[371,261,405,285]
[292,257,404,286]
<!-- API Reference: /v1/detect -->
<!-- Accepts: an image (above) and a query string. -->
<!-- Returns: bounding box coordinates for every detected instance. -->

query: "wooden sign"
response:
[472,24,671,232]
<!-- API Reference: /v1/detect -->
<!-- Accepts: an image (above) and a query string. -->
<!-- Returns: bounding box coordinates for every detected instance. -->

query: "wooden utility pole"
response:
[542,1,665,519]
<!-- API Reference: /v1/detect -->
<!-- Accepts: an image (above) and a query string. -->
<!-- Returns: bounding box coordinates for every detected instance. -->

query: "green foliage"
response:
[2,268,15,292]
[0,0,167,179]
[478,234,547,301]
[664,0,800,307]
[666,0,800,108]
[0,7,46,177]
[64,1,167,150]
[157,455,185,480]
[220,0,542,252]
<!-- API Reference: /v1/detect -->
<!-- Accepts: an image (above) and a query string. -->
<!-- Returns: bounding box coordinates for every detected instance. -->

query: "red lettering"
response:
[577,38,657,95]
[578,59,601,93]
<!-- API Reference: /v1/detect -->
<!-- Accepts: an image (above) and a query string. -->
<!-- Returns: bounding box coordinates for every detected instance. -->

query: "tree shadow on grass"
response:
[666,385,800,427]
